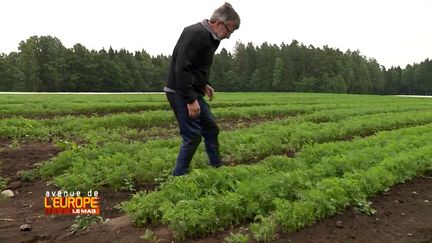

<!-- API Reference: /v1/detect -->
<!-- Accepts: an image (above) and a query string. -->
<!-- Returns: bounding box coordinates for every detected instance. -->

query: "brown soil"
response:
[0,140,431,243]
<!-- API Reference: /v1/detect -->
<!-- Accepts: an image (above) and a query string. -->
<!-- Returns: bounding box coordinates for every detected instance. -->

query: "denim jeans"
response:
[166,92,221,176]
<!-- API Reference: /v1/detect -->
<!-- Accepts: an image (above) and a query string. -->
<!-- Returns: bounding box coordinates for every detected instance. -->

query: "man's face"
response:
[216,20,236,39]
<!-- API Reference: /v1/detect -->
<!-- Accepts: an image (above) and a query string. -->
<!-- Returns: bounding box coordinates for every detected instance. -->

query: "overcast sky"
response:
[1,0,431,68]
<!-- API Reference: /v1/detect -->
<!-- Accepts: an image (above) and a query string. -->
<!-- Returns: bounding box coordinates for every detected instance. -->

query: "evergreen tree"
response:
[1,35,430,94]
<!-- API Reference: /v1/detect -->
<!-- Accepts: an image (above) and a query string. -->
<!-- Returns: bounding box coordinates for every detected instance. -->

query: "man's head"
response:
[209,2,240,39]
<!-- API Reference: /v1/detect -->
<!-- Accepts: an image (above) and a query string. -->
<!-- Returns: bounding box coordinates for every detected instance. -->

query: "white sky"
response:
[1,0,431,68]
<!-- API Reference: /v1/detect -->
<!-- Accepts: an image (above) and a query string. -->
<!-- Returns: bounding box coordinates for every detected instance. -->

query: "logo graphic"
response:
[44,190,100,215]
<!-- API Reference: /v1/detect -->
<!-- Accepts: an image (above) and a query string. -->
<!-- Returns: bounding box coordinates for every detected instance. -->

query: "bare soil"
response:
[0,139,431,243]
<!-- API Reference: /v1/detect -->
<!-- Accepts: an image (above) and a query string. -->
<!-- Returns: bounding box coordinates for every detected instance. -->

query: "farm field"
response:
[0,92,431,242]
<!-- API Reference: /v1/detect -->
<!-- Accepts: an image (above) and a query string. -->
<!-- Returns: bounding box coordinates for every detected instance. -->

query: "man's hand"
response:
[203,84,215,101]
[187,100,200,118]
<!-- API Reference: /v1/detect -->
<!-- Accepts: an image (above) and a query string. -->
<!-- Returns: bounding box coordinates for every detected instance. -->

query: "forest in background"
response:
[0,35,431,94]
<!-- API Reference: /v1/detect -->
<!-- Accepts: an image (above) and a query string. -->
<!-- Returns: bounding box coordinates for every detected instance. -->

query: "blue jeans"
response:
[166,92,222,176]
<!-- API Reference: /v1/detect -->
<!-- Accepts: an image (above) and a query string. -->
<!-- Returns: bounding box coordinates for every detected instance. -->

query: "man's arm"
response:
[174,27,204,104]
[203,84,215,101]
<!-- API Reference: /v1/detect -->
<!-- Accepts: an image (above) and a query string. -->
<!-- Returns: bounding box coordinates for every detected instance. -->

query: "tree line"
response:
[0,35,431,94]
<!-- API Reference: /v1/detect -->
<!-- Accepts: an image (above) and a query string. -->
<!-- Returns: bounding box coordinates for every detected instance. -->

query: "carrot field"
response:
[1,92,431,242]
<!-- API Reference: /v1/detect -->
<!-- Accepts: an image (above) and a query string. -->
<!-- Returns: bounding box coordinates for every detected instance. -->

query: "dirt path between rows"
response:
[0,140,431,243]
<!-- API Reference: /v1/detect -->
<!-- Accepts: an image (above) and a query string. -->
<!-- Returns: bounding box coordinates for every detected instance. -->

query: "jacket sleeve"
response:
[174,28,205,103]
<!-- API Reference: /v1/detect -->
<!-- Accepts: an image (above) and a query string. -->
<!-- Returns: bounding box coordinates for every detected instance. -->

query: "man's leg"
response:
[198,97,222,167]
[165,92,179,123]
[171,94,202,176]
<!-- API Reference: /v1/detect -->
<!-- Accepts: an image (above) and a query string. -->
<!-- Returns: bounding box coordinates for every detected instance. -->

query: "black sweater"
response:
[165,22,220,103]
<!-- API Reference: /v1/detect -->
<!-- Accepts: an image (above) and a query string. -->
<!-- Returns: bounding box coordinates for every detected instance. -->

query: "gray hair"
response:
[209,2,240,29]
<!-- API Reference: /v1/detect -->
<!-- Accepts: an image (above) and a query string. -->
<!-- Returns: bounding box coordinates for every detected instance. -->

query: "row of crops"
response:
[0,92,347,117]
[123,123,432,239]
[1,92,432,241]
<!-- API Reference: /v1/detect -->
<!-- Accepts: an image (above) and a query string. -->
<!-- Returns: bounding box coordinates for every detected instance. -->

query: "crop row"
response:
[273,144,431,235]
[38,109,432,191]
[123,121,432,211]
[0,92,356,117]
[2,98,431,143]
[122,123,432,239]
[1,92,429,117]
[0,101,367,141]
[0,100,303,118]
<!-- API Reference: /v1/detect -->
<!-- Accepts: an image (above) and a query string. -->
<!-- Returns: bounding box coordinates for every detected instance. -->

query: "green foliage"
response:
[275,199,316,231]
[2,35,432,94]
[249,215,277,242]
[2,35,170,92]
[353,199,377,215]
[0,176,7,191]
[69,215,104,234]
[55,139,79,151]
[124,121,432,237]
[2,93,432,241]
[140,229,160,243]
[19,169,40,182]
[224,231,249,243]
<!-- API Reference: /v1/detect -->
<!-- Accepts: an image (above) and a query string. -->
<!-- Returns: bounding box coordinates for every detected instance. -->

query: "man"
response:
[164,2,240,176]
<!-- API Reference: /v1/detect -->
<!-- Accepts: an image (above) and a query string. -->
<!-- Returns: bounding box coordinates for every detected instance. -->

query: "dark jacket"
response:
[165,22,220,103]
